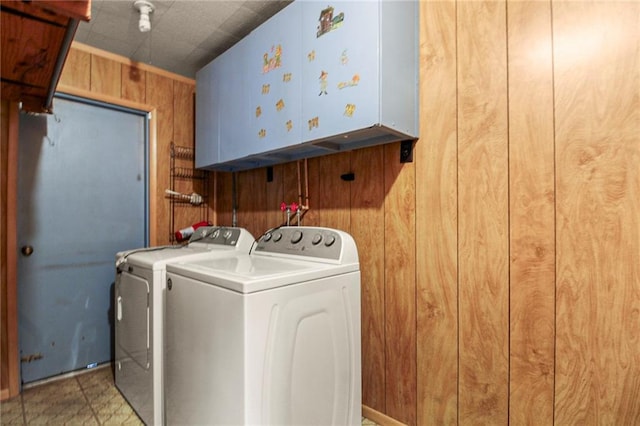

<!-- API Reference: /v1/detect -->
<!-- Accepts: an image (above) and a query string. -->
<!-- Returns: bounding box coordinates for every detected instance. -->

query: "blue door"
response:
[17,95,148,384]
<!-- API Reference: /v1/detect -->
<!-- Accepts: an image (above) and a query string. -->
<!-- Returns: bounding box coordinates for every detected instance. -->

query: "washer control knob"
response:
[273,232,283,242]
[263,232,272,242]
[312,234,323,245]
[324,235,336,247]
[291,230,303,244]
[212,229,220,239]
[223,230,233,240]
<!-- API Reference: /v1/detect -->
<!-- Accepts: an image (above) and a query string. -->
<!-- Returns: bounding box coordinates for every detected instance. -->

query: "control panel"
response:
[189,226,243,246]
[254,227,343,260]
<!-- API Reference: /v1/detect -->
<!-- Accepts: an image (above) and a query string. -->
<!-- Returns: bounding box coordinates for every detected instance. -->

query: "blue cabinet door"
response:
[218,37,250,164]
[244,2,303,161]
[195,60,220,168]
[301,1,380,142]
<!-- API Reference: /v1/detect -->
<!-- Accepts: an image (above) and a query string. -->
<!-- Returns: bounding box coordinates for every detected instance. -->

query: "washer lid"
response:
[166,254,359,294]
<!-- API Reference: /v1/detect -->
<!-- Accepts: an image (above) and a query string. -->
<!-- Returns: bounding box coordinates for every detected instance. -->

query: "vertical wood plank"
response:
[250,168,268,238]
[90,55,121,97]
[147,73,174,245]
[384,142,416,426]
[507,1,555,424]
[416,0,458,424]
[265,164,284,231]
[553,2,640,423]
[59,47,90,90]
[351,145,386,413]
[1,101,20,398]
[457,1,509,424]
[1,100,10,394]
[300,158,320,226]
[215,172,233,227]
[121,64,146,103]
[237,168,266,238]
[172,81,203,233]
[236,171,255,234]
[173,81,194,149]
[312,152,351,231]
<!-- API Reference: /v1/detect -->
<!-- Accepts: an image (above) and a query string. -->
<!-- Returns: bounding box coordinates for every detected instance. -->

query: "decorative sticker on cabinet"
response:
[262,84,270,95]
[344,104,356,117]
[316,6,344,38]
[259,129,267,138]
[256,106,262,118]
[286,120,293,132]
[283,73,292,82]
[308,50,316,62]
[263,44,282,73]
[308,116,319,130]
[340,50,349,65]
[276,99,285,111]
[338,74,360,89]
[319,70,329,96]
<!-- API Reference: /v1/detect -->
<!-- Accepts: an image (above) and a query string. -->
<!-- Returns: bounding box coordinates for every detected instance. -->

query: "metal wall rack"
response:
[169,142,209,243]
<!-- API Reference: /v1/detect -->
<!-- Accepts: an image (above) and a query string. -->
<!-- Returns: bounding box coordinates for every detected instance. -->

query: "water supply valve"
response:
[280,202,299,226]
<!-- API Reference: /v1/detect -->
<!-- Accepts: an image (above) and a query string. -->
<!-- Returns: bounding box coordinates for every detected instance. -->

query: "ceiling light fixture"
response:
[134,0,154,33]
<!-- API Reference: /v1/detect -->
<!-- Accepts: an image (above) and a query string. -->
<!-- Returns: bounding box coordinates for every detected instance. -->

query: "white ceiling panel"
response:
[74,0,293,78]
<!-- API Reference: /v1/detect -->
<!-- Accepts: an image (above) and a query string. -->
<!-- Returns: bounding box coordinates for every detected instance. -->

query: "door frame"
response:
[4,86,158,396]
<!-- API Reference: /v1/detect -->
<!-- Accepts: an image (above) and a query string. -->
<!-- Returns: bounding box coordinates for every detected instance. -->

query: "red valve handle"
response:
[280,202,299,212]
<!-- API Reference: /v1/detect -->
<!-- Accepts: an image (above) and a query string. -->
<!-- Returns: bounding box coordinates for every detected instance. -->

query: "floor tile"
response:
[0,396,25,425]
[6,365,379,425]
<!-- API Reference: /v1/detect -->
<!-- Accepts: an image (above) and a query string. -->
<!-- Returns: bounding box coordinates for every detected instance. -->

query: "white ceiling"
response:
[74,0,292,79]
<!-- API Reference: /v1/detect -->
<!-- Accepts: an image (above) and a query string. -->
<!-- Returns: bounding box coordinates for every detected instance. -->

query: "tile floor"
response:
[1,365,379,425]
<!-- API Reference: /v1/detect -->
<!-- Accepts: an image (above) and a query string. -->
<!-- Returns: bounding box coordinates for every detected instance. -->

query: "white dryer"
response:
[114,226,254,426]
[164,226,361,426]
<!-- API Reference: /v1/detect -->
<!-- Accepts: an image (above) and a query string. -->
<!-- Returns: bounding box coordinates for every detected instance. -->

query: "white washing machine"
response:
[164,226,361,426]
[114,226,254,426]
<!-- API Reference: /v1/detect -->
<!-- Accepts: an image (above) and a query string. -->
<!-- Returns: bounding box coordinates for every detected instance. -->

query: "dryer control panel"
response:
[254,226,346,261]
[189,226,245,246]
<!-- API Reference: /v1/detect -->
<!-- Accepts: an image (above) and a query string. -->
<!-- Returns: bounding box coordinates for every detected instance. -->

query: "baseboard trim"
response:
[362,405,407,426]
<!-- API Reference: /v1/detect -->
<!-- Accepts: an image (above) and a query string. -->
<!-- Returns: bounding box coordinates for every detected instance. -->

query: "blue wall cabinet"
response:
[196,0,418,171]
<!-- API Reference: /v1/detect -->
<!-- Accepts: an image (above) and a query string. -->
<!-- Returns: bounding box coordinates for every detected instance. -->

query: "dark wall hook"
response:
[340,172,355,181]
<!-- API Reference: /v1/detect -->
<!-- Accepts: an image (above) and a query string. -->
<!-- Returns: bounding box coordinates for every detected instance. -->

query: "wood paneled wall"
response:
[1,100,8,396]
[58,42,200,245]
[213,1,640,424]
